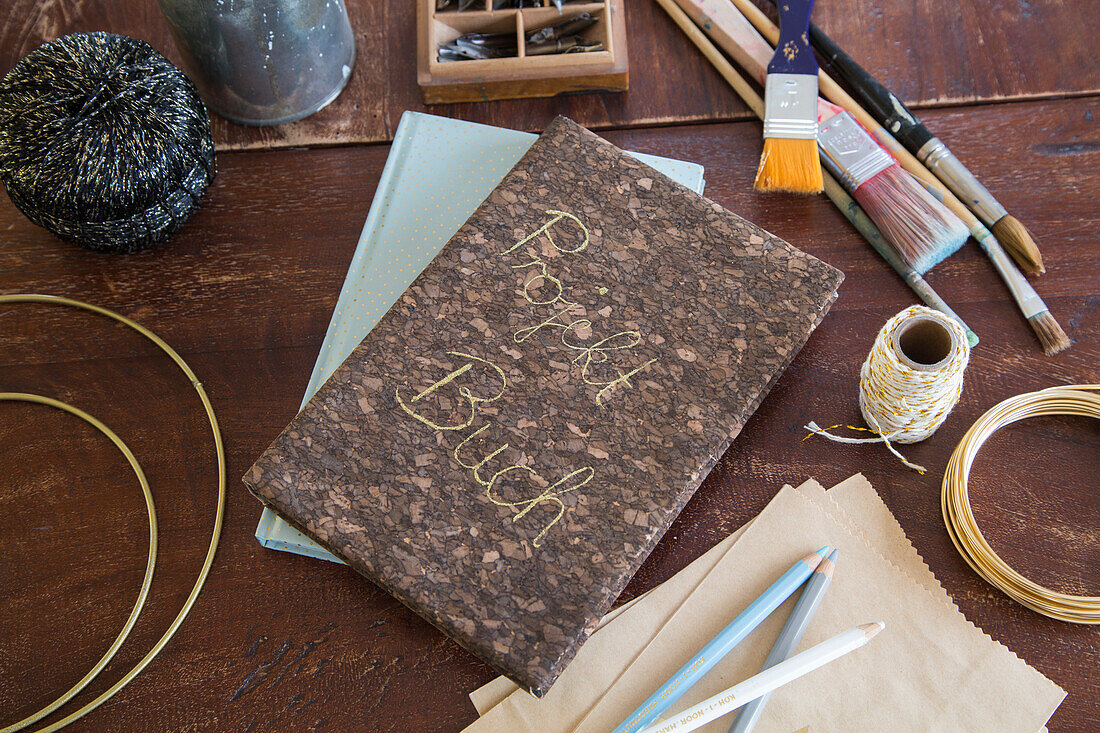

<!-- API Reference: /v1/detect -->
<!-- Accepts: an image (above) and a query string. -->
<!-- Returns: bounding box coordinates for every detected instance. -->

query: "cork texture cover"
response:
[245,116,843,696]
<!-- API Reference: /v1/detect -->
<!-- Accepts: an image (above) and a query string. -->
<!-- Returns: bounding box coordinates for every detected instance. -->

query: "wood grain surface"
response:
[1,1,1098,727]
[2,0,1098,149]
[1,96,1096,732]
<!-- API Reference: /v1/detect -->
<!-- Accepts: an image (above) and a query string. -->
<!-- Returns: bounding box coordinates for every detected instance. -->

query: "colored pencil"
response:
[658,0,978,345]
[638,622,885,733]
[724,0,1070,356]
[727,548,838,733]
[611,547,829,733]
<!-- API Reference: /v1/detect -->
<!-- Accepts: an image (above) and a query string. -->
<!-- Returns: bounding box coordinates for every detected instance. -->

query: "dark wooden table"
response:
[1,1,1097,731]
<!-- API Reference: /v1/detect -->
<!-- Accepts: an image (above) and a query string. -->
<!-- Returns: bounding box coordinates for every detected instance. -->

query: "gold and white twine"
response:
[806,305,970,473]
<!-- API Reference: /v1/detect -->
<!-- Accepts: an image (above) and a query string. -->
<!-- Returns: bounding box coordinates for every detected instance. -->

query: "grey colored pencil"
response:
[726,548,838,733]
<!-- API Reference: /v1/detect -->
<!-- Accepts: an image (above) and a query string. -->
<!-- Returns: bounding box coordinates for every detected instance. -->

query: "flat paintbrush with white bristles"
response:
[753,0,823,194]
[815,108,1067,355]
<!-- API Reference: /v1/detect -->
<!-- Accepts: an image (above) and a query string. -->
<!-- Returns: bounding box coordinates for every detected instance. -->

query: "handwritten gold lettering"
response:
[504,210,589,255]
[561,328,659,406]
[388,208,666,552]
[485,466,595,547]
[511,256,570,307]
[592,358,658,405]
[504,210,659,407]
[394,352,507,431]
[452,424,509,488]
[514,306,582,344]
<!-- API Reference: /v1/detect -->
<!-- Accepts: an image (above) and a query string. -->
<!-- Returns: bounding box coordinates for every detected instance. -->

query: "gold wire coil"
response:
[0,294,226,732]
[942,385,1100,624]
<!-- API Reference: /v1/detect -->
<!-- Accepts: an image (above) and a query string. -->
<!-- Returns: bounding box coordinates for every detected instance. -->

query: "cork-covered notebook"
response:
[245,116,843,696]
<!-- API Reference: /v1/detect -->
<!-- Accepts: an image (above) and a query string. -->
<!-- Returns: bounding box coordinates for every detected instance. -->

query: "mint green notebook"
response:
[255,111,707,562]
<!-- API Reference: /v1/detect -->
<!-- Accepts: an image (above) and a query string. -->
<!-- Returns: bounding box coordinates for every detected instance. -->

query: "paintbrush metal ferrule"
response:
[916,138,1008,225]
[817,112,893,190]
[762,73,818,139]
[973,230,1045,318]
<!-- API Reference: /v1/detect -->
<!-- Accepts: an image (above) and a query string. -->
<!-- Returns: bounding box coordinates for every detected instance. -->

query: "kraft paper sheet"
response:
[463,475,1064,732]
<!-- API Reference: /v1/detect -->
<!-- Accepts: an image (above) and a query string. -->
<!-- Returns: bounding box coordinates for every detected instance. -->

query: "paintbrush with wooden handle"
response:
[725,0,1069,355]
[778,1,1045,275]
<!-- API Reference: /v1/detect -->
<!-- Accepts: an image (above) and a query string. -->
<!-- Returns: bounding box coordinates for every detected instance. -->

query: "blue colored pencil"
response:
[727,548,839,732]
[612,546,830,733]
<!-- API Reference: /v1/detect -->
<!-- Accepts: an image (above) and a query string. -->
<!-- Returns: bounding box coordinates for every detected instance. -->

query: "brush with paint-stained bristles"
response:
[794,13,1045,275]
[817,110,970,274]
[727,0,1070,355]
[753,0,823,194]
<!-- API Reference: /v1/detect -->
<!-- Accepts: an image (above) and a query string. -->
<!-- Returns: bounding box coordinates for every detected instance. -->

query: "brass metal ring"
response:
[0,294,226,731]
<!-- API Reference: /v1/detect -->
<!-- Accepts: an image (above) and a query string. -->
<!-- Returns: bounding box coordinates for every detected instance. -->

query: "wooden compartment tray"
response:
[418,0,628,104]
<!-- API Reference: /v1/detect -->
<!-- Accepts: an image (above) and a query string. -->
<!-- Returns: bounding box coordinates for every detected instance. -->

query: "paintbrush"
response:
[816,109,968,274]
[779,4,1044,274]
[669,0,977,345]
[753,0,823,194]
[725,0,1070,355]
[675,0,967,274]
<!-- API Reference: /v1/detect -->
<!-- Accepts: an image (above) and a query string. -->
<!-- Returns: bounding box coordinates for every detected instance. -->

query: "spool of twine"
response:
[806,305,970,473]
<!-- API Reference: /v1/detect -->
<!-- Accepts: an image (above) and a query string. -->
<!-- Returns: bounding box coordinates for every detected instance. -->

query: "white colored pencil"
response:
[637,622,885,733]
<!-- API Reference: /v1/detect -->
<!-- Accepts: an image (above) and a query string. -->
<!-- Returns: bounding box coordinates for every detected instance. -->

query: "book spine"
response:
[255,504,278,543]
[256,114,424,550]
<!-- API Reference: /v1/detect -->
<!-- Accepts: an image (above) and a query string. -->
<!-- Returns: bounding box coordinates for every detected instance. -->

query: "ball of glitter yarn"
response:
[0,32,215,253]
